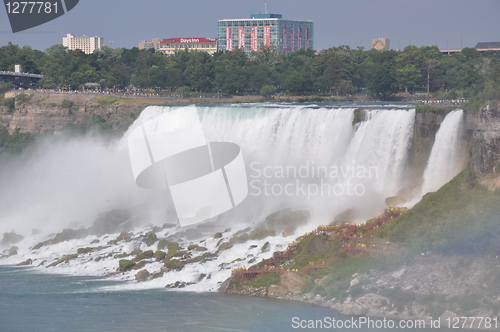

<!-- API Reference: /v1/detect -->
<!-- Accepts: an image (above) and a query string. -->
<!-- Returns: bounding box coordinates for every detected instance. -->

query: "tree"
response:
[45,44,68,58]
[185,52,214,91]
[397,64,421,93]
[424,59,438,93]
[365,63,397,98]
[260,85,276,98]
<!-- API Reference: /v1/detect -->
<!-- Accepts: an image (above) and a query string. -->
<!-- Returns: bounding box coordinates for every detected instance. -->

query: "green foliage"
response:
[1,97,15,113]
[96,97,119,106]
[77,247,93,254]
[118,259,134,271]
[249,272,281,288]
[175,86,192,97]
[0,126,36,157]
[260,85,276,98]
[376,169,500,255]
[0,42,499,101]
[61,99,74,109]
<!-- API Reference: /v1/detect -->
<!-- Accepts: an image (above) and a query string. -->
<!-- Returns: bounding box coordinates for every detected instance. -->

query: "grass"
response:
[375,169,500,256]
[249,272,281,288]
[96,97,120,105]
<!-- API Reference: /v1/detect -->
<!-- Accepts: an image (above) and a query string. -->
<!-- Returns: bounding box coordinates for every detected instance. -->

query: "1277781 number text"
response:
[5,2,58,14]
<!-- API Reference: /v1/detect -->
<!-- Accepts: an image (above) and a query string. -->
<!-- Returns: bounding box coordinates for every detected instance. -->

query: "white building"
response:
[62,34,104,54]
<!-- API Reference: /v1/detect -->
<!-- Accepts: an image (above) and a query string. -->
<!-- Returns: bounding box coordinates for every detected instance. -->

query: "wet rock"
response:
[249,229,276,240]
[261,209,309,235]
[94,256,102,262]
[233,227,251,237]
[229,236,245,245]
[47,254,78,267]
[118,259,135,271]
[213,232,223,239]
[219,278,232,293]
[165,281,194,288]
[133,261,147,270]
[32,241,50,250]
[282,226,296,237]
[131,248,142,256]
[164,259,185,270]
[279,272,306,294]
[153,250,166,261]
[158,239,179,251]
[142,231,158,247]
[90,209,131,237]
[132,250,154,262]
[218,242,231,251]
[1,232,24,246]
[53,228,89,244]
[17,258,32,266]
[185,228,202,240]
[91,239,100,244]
[6,246,18,256]
[268,284,287,297]
[116,231,133,242]
[151,272,164,280]
[187,244,207,251]
[77,247,94,254]
[135,269,150,282]
[162,223,177,229]
[261,241,270,253]
[331,208,356,224]
[115,252,129,259]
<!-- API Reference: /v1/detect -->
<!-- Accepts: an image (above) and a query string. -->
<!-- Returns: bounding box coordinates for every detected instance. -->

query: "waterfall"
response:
[0,104,470,292]
[421,110,464,194]
[128,105,416,225]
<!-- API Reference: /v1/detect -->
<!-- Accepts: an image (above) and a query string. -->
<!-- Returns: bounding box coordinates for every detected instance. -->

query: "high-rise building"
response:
[62,34,104,54]
[218,13,314,54]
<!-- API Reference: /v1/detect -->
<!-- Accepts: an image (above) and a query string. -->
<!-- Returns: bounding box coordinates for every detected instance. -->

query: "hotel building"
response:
[62,34,104,54]
[217,13,314,54]
[158,38,218,55]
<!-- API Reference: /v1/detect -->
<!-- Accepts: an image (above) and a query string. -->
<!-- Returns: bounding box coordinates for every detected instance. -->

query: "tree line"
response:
[1,42,500,101]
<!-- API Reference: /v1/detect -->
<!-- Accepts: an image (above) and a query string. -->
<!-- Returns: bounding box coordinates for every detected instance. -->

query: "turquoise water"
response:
[0,265,335,332]
[0,265,443,332]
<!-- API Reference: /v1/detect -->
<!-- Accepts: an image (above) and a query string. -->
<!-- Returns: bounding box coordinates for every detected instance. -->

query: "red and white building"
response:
[158,38,218,55]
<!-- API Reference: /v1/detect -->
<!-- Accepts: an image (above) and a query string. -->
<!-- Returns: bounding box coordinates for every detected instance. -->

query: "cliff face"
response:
[464,108,500,173]
[0,103,141,135]
[2,96,500,175]
[411,108,500,176]
[410,111,447,184]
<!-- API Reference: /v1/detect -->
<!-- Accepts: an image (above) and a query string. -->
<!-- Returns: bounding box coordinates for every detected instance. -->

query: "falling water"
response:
[421,110,464,194]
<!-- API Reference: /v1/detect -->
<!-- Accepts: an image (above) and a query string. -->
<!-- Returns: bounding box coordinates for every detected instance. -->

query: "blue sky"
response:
[0,0,499,52]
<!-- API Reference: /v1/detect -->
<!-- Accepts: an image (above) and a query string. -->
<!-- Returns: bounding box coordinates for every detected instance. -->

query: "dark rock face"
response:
[1,232,24,246]
[465,108,500,173]
[90,209,131,237]
[135,269,150,282]
[411,108,500,179]
[53,229,89,244]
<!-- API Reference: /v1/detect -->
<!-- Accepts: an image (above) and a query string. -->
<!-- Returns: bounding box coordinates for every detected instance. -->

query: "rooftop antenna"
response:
[265,1,268,13]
